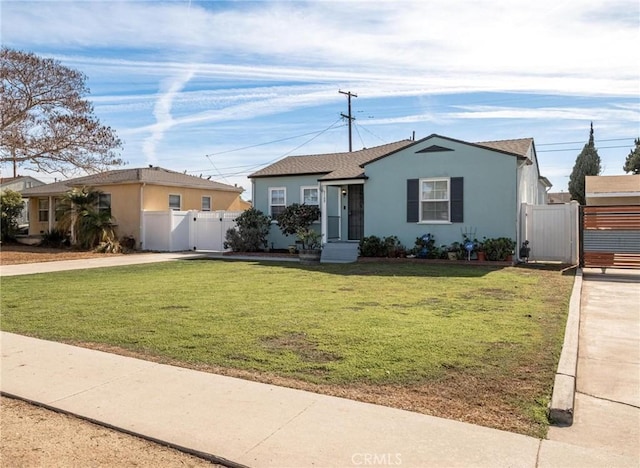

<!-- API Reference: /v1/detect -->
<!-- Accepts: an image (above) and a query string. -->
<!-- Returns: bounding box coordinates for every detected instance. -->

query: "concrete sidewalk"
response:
[1,332,637,467]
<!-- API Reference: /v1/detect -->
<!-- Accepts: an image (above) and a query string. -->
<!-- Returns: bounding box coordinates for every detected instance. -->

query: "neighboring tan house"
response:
[21,166,246,248]
[585,175,640,205]
[548,192,572,204]
[0,175,45,226]
[249,134,550,257]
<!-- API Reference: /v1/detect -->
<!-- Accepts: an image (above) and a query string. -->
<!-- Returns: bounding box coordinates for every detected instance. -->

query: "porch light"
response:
[341,189,347,196]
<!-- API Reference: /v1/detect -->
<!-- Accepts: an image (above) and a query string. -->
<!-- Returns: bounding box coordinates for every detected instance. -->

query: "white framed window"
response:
[420,178,450,222]
[169,194,181,211]
[38,198,48,222]
[202,196,211,211]
[300,186,319,206]
[269,187,286,217]
[98,193,111,214]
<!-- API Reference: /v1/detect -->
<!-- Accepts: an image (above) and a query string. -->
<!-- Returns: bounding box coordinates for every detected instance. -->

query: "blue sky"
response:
[2,0,638,198]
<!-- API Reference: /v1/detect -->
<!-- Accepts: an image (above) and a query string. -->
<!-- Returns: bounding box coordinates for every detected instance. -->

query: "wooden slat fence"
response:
[580,205,640,269]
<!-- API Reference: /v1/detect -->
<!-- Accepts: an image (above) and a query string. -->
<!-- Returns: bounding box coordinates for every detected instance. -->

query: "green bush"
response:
[224,208,271,252]
[483,237,516,261]
[1,190,24,242]
[40,229,70,248]
[359,235,406,257]
[359,235,385,257]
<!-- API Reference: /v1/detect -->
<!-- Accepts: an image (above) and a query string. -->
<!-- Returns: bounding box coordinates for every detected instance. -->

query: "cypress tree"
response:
[622,138,640,174]
[568,122,601,205]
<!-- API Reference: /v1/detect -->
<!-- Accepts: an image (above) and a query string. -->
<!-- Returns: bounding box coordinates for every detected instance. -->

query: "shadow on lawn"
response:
[189,257,509,278]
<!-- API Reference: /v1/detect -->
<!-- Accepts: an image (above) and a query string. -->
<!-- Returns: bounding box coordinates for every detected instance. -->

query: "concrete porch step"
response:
[321,242,359,263]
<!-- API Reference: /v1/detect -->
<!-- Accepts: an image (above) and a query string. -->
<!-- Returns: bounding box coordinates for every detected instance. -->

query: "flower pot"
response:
[477,251,486,262]
[299,249,321,264]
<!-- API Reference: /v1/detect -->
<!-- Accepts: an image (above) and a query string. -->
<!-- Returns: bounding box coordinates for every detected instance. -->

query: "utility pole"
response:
[339,90,357,152]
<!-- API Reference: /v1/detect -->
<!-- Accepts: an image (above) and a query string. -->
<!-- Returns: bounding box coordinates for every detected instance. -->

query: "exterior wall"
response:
[252,175,322,249]
[92,183,141,241]
[141,185,241,211]
[585,175,640,206]
[363,137,519,249]
[27,197,55,235]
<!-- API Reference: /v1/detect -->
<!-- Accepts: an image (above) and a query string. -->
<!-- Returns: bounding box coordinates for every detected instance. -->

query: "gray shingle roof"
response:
[249,140,415,180]
[475,138,533,158]
[21,167,243,197]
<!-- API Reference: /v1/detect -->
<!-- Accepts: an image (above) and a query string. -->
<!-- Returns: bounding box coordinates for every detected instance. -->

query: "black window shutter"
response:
[407,179,419,222]
[450,177,463,223]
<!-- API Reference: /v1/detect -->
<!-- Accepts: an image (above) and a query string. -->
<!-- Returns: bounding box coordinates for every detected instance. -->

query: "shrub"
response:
[40,229,70,248]
[359,235,386,257]
[0,190,24,242]
[483,237,516,261]
[412,233,439,259]
[224,208,271,252]
[359,235,406,257]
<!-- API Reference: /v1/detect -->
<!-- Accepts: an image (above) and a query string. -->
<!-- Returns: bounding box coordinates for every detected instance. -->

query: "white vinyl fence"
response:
[142,210,241,252]
[520,202,579,264]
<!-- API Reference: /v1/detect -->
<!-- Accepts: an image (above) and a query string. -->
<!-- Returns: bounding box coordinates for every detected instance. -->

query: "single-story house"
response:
[249,134,550,257]
[21,166,248,248]
[548,192,572,204]
[0,175,45,226]
[585,175,640,205]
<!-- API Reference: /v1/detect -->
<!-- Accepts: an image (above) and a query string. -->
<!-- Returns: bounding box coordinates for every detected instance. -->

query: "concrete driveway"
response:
[548,268,640,459]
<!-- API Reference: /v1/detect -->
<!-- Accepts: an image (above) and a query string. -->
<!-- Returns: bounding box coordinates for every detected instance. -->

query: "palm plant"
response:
[56,187,117,250]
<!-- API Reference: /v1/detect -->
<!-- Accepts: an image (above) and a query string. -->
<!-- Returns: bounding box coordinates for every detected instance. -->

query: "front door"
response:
[348,185,364,240]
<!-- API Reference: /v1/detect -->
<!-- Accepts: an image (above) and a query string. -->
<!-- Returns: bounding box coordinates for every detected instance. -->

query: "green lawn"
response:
[0,260,574,437]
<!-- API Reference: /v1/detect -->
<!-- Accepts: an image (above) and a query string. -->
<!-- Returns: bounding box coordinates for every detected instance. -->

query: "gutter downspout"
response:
[139,183,145,250]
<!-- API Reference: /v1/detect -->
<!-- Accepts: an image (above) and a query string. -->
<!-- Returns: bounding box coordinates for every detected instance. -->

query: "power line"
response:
[537,137,635,146]
[193,118,345,178]
[538,144,631,153]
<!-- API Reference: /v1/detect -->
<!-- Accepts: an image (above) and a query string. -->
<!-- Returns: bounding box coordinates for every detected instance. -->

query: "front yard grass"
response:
[0,260,574,437]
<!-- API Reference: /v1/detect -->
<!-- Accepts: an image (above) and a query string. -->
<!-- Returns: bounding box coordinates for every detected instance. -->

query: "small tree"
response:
[0,189,24,241]
[276,203,321,249]
[224,208,271,252]
[568,122,601,205]
[623,138,640,175]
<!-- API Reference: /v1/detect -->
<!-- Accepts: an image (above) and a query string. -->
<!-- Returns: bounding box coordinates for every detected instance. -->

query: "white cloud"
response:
[142,67,197,164]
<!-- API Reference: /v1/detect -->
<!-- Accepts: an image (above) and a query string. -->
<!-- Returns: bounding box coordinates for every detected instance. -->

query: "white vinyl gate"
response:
[520,202,579,264]
[142,210,241,252]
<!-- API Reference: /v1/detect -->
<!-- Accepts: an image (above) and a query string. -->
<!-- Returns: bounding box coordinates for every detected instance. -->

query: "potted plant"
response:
[297,228,322,264]
[276,203,322,263]
[475,238,486,261]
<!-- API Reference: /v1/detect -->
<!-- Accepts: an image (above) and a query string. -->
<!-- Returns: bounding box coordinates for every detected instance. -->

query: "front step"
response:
[321,242,359,263]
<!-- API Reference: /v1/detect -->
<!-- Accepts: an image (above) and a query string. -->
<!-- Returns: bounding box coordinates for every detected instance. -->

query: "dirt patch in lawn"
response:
[0,244,129,265]
[0,397,223,467]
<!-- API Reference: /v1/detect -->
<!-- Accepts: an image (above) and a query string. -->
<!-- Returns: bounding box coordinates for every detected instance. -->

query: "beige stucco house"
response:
[21,166,248,247]
[585,175,640,205]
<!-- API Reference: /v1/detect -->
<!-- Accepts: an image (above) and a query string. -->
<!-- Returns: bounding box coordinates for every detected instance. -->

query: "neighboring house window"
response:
[98,193,111,215]
[301,186,319,205]
[202,196,211,211]
[269,187,286,217]
[38,198,48,222]
[169,194,181,210]
[407,177,463,223]
[421,178,450,222]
